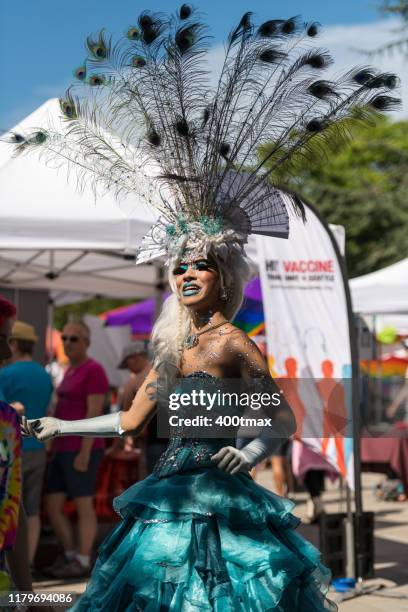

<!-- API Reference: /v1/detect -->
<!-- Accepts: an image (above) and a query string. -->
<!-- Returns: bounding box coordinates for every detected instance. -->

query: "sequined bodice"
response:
[153,372,234,478]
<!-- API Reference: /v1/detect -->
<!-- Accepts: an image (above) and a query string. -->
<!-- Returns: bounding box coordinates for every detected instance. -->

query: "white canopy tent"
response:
[350,257,408,314]
[0,99,164,301]
[350,257,408,336]
[350,256,408,333]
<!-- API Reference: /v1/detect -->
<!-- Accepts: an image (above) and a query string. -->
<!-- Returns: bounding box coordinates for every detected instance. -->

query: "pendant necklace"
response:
[184,320,229,349]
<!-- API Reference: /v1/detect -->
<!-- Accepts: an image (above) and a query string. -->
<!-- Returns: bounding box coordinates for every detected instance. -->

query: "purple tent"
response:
[245,276,262,302]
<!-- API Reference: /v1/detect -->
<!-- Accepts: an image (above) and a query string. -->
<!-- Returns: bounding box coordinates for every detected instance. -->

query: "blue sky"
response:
[0,0,402,129]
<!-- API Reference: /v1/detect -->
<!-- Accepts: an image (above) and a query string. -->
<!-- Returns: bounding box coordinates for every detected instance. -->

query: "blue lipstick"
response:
[183,282,201,296]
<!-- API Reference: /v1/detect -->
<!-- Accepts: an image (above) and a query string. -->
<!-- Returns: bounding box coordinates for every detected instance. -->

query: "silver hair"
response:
[151,248,251,375]
[65,319,91,340]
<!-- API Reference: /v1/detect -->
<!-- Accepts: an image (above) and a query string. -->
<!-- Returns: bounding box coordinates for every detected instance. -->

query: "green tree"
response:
[374,1,408,57]
[54,297,136,330]
[262,118,408,277]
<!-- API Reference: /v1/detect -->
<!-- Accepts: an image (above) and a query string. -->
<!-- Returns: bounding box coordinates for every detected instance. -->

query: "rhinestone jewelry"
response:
[183,320,229,350]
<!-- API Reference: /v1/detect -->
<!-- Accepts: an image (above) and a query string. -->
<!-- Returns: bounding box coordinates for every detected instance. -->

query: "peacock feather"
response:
[2,5,401,261]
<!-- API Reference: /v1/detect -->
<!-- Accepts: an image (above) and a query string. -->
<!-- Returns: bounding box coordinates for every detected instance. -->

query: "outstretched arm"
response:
[24,368,159,441]
[120,368,159,434]
[212,331,296,474]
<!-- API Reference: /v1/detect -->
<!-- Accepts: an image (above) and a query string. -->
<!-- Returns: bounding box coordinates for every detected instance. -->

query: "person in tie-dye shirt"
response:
[0,403,21,590]
[0,295,18,591]
[0,295,37,605]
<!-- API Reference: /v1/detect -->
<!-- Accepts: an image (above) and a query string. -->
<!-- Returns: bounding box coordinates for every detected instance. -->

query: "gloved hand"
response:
[211,446,251,475]
[21,416,61,441]
[211,435,287,475]
[21,412,124,441]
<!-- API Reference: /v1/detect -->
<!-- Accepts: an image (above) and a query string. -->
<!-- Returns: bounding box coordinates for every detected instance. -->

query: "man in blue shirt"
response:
[0,321,53,564]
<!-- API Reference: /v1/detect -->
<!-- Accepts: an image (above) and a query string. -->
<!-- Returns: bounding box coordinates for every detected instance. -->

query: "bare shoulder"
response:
[220,325,269,378]
[223,325,263,357]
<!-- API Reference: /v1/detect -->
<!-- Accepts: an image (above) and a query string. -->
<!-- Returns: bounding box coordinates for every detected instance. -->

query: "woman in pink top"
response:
[45,321,109,579]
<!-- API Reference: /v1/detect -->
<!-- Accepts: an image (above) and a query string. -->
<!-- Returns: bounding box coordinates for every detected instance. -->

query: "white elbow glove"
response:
[240,437,284,468]
[21,412,125,442]
[211,419,289,475]
[211,437,285,474]
[211,446,251,474]
[211,376,295,475]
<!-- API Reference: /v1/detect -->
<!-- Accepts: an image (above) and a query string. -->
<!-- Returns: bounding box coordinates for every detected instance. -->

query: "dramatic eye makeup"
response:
[192,260,214,272]
[172,264,189,276]
[172,259,215,276]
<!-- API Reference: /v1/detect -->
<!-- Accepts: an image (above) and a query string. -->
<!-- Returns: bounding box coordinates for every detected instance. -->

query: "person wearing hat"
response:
[0,320,53,564]
[112,342,151,458]
[118,341,151,410]
[116,341,166,473]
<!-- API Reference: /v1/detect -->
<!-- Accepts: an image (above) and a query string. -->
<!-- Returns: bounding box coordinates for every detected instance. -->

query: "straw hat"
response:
[11,321,38,343]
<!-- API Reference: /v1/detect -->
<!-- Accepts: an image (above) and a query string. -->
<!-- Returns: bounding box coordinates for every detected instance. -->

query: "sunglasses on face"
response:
[61,335,80,343]
[172,260,215,276]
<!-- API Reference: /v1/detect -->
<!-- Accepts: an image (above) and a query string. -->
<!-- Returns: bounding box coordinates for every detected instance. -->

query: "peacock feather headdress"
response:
[3,5,400,264]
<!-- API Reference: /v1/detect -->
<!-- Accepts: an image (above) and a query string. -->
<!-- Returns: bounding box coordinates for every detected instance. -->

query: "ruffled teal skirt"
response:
[70,464,336,611]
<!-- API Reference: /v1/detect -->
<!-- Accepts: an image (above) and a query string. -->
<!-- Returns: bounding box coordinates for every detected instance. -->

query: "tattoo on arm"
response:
[145,381,158,402]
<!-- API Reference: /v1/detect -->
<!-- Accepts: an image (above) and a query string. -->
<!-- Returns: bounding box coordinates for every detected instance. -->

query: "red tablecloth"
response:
[94,450,143,520]
[361,428,408,494]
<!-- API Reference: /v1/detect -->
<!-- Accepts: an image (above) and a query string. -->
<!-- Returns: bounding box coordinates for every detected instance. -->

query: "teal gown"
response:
[71,374,337,611]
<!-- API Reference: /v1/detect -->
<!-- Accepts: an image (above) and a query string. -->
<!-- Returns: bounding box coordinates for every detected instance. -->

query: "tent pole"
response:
[351,314,364,581]
[372,315,381,423]
[47,297,55,366]
[155,265,166,322]
[345,481,355,578]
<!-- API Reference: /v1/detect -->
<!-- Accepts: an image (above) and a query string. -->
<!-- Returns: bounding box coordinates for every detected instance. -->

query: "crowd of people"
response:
[0,291,333,606]
[1,289,406,599]
[0,292,327,590]
[0,294,160,587]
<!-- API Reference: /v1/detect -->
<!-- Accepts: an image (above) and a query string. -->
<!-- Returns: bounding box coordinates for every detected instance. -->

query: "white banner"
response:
[256,205,354,488]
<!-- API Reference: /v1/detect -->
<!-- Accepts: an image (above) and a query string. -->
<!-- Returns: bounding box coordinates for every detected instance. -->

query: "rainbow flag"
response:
[360,355,408,378]
[233,297,265,337]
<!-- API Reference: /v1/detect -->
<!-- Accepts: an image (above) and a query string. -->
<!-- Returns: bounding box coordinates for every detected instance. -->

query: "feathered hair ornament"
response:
[3,6,400,264]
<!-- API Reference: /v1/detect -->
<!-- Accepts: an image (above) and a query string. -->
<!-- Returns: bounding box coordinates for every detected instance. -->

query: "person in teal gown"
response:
[20,4,400,606]
[24,249,337,611]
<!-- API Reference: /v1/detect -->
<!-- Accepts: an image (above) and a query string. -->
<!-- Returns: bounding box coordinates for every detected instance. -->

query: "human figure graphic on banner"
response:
[267,354,279,378]
[299,364,325,440]
[279,357,306,439]
[300,328,329,439]
[317,360,348,477]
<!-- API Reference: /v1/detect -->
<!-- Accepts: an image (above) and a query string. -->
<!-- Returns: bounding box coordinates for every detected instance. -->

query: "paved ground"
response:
[33,470,408,611]
[258,470,408,611]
